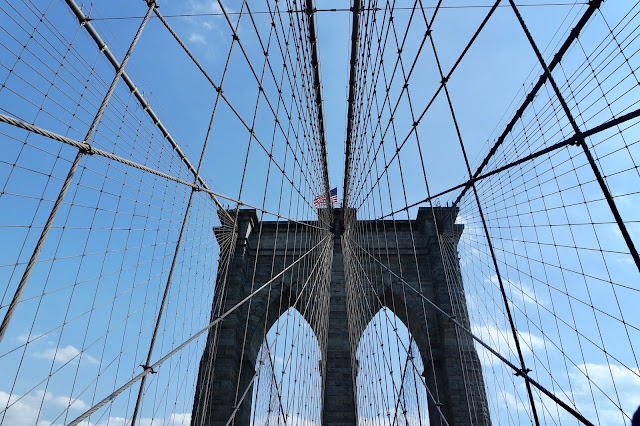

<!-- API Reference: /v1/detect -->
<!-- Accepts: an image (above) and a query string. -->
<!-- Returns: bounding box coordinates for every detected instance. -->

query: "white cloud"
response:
[472,323,546,367]
[185,0,232,47]
[33,345,99,365]
[489,363,640,426]
[188,33,206,44]
[0,390,89,426]
[47,392,89,411]
[456,213,482,239]
[0,390,50,426]
[16,333,44,345]
[269,354,284,366]
[190,0,222,14]
[610,223,623,238]
[566,363,640,425]
[485,274,548,307]
[76,413,192,426]
[496,389,528,413]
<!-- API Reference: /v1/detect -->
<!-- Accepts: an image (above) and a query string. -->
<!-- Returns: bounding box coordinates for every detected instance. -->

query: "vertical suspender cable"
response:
[0,0,156,343]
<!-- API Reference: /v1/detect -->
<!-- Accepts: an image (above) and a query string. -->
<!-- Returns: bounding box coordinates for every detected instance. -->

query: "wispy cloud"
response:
[76,412,192,426]
[33,345,98,365]
[185,0,232,47]
[485,274,548,307]
[0,388,191,426]
[16,333,44,345]
[472,322,546,366]
[190,0,223,14]
[189,33,207,44]
[0,390,89,426]
[565,363,640,425]
[491,363,640,426]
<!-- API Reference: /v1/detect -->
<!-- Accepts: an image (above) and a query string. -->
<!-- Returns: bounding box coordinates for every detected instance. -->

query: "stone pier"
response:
[191,207,490,425]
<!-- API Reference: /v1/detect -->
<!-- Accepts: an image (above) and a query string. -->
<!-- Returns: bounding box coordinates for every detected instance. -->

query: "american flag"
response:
[314,187,338,207]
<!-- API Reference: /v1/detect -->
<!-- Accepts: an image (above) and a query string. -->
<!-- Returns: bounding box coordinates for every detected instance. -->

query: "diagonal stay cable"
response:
[377,101,640,216]
[66,234,330,426]
[453,0,603,207]
[0,1,156,343]
[155,3,320,209]
[222,237,332,426]
[0,113,324,231]
[507,0,640,275]
[62,0,233,222]
[345,234,595,426]
[344,231,451,424]
[129,2,251,421]
[351,0,501,209]
[261,337,289,425]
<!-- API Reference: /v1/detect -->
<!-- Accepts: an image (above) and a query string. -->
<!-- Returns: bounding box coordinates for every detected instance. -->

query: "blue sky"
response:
[1,0,640,425]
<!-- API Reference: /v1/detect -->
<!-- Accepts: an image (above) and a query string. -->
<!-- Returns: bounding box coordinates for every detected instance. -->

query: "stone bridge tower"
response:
[191,207,490,425]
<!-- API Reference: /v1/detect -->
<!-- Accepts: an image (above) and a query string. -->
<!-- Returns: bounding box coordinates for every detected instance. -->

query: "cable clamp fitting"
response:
[79,144,95,156]
[140,364,157,374]
[570,132,583,146]
[514,368,532,377]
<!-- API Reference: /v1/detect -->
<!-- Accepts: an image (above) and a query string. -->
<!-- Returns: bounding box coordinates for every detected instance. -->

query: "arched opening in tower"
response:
[250,307,322,426]
[355,307,430,425]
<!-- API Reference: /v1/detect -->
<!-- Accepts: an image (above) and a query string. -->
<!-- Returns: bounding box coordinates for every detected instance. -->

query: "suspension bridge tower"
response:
[4,0,640,425]
[191,207,490,425]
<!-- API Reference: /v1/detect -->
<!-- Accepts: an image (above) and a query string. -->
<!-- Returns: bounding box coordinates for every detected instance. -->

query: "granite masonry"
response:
[191,207,490,425]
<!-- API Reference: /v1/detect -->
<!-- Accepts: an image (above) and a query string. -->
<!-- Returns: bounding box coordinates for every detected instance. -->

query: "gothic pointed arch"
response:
[249,307,323,426]
[355,307,430,425]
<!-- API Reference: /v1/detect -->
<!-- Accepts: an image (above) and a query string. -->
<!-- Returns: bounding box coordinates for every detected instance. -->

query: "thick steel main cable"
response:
[0,3,329,422]
[305,0,333,209]
[2,1,640,424]
[507,0,640,277]
[376,103,640,219]
[453,0,603,207]
[222,237,332,426]
[349,0,501,209]
[62,0,232,220]
[0,113,323,231]
[128,1,252,421]
[0,1,156,342]
[155,0,327,214]
[339,2,640,425]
